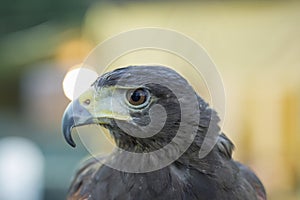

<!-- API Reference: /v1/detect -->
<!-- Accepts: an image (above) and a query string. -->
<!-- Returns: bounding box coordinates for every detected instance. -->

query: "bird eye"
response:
[126,88,150,108]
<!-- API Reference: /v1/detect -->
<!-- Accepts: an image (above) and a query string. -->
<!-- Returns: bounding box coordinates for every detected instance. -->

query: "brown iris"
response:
[127,88,149,106]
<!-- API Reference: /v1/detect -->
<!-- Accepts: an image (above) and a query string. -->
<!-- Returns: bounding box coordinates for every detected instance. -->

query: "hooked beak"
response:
[62,99,94,148]
[61,87,131,148]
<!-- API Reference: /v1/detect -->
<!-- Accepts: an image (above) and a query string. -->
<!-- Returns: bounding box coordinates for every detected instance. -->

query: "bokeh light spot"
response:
[63,66,98,100]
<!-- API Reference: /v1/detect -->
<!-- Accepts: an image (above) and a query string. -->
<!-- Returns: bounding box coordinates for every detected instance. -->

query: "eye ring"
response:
[126,88,150,108]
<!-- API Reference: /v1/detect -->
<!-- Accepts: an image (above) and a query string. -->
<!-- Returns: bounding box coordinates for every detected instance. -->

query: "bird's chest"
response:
[94,167,218,200]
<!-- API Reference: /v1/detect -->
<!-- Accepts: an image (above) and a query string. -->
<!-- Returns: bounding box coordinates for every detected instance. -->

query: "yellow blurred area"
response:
[55,37,94,67]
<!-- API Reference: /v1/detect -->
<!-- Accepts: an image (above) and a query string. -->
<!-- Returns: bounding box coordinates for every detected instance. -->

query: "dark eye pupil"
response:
[131,91,142,102]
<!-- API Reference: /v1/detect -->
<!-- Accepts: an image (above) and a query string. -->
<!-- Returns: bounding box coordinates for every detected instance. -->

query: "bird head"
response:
[62,66,215,153]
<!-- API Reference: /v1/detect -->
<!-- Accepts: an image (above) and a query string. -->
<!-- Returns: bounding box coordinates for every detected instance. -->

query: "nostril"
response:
[84,99,91,105]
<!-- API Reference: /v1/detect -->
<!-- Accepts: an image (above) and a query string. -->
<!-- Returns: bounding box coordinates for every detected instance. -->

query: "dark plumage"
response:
[62,66,266,200]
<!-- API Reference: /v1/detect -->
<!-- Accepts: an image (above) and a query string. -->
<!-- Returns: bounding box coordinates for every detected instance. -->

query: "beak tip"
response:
[68,140,76,148]
[62,127,77,148]
[62,104,77,148]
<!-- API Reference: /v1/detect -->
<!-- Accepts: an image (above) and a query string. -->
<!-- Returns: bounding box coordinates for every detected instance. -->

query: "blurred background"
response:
[0,0,299,199]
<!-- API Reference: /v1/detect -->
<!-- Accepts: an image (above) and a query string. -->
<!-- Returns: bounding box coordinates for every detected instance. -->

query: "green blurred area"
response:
[0,0,300,199]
